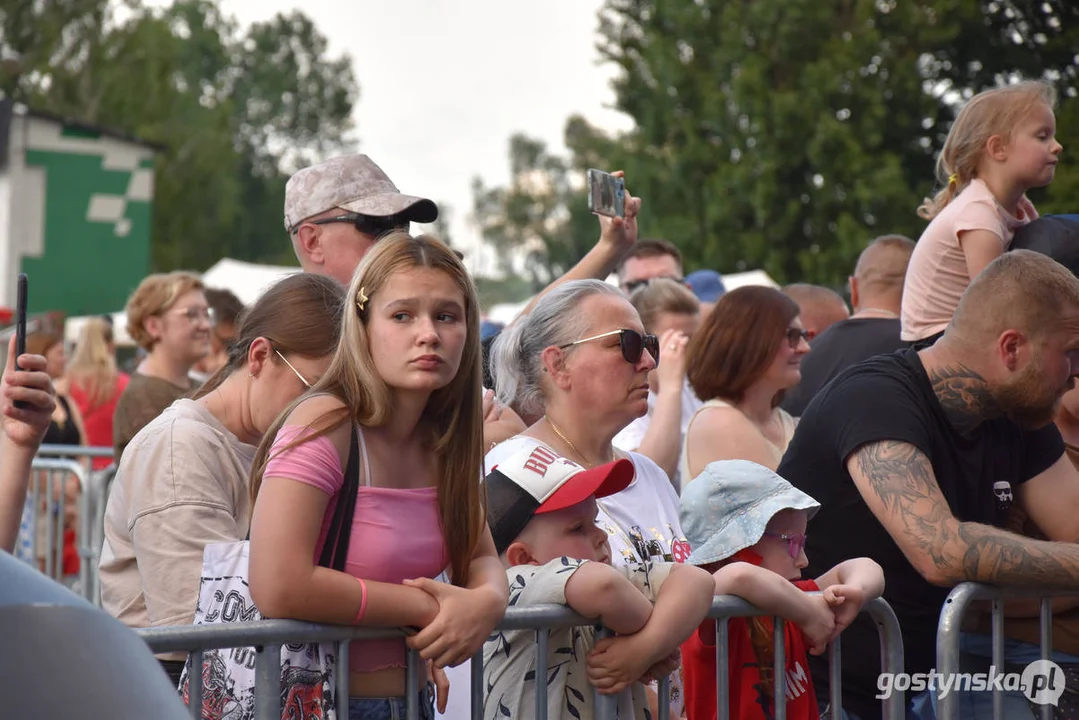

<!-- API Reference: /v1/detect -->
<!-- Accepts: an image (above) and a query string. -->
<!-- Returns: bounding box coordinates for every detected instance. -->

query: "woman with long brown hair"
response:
[99,272,344,684]
[247,233,508,719]
[682,286,810,480]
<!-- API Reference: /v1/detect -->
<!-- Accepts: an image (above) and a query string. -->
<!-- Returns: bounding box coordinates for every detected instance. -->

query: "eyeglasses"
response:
[275,349,312,389]
[762,531,808,559]
[559,328,660,366]
[304,213,409,239]
[169,306,213,323]
[622,276,685,294]
[785,327,810,349]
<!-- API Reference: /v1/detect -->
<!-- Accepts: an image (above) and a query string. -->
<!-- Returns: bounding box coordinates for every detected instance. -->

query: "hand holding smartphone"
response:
[14,273,27,409]
[587,169,626,219]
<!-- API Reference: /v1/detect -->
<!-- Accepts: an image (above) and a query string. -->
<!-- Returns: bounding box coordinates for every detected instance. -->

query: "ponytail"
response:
[917,80,1056,221]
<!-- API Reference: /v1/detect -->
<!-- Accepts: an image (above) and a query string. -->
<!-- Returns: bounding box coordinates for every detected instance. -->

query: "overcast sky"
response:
[222,0,634,274]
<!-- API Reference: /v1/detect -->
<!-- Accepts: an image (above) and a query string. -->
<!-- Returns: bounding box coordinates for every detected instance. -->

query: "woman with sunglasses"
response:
[682,286,810,480]
[489,278,692,717]
[99,273,344,684]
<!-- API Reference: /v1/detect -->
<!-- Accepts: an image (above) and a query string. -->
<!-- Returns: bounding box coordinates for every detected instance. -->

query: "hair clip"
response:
[356,287,368,312]
[947,173,959,187]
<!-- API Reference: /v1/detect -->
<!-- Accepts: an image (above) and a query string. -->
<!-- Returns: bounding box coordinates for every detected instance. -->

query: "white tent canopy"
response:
[64,258,301,347]
[199,258,300,307]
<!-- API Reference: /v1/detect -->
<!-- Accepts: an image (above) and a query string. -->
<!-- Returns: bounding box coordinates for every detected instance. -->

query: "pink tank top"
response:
[265,425,447,672]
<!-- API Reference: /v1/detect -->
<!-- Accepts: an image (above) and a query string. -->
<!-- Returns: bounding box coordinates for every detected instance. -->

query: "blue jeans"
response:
[347,685,435,720]
[911,632,1079,720]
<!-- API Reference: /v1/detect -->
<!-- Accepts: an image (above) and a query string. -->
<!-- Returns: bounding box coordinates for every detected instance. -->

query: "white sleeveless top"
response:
[679,398,798,484]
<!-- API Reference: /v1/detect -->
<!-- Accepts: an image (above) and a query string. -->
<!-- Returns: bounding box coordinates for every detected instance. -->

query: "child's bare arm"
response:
[711,562,836,654]
[586,563,714,694]
[815,558,886,640]
[564,561,655,634]
[815,558,885,598]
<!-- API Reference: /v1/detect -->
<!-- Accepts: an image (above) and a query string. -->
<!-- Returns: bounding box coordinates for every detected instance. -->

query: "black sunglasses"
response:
[786,327,810,348]
[559,328,660,365]
[304,212,409,238]
[622,276,686,295]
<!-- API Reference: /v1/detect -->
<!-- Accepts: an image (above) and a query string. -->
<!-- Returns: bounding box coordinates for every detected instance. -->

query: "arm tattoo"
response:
[923,362,1000,435]
[854,441,1079,588]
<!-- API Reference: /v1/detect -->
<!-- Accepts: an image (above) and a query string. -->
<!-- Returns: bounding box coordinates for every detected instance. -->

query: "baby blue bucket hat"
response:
[679,459,820,565]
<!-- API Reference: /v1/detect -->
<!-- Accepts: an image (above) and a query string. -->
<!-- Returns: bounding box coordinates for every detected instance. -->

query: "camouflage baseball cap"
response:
[283,154,438,232]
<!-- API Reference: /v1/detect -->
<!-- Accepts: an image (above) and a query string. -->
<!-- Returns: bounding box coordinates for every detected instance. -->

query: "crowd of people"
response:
[0,77,1077,720]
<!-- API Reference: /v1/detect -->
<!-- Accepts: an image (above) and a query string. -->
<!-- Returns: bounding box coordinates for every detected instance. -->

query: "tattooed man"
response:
[778,250,1079,720]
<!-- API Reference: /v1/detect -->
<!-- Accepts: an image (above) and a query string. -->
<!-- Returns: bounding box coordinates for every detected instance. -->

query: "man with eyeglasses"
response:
[284,154,439,285]
[618,239,686,296]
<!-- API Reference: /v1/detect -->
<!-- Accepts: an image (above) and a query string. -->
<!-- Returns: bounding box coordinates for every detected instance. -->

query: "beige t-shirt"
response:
[901,178,1037,342]
[483,558,673,720]
[99,399,257,636]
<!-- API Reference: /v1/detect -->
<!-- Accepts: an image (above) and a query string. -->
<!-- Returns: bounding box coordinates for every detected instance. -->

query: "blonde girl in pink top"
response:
[901,80,1063,343]
[248,233,508,720]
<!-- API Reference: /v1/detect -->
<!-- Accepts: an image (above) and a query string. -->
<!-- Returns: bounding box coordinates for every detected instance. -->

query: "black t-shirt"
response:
[781,317,904,416]
[777,349,1063,720]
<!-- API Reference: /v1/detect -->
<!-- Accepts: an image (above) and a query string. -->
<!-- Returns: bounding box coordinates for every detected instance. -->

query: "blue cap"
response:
[480,320,504,342]
[685,269,726,302]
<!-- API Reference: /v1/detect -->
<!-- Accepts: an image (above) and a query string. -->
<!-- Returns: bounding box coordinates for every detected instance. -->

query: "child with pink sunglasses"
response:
[679,460,885,720]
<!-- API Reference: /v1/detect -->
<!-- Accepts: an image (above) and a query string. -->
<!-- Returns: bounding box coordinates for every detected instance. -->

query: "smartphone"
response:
[14,273,27,408]
[587,169,625,218]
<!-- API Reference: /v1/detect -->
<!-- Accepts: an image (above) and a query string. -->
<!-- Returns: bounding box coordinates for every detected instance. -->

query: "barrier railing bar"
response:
[337,639,350,717]
[470,648,483,720]
[189,649,203,719]
[535,628,548,720]
[716,617,730,720]
[828,635,842,720]
[991,598,1004,720]
[36,444,114,458]
[254,643,280,720]
[1040,596,1052,720]
[405,646,420,720]
[593,626,617,718]
[657,674,671,720]
[774,615,786,720]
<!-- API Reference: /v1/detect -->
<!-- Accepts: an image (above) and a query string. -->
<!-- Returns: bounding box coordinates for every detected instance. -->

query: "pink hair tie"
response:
[354,577,368,624]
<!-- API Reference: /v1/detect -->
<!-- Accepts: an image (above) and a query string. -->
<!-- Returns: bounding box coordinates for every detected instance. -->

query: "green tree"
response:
[593,0,1079,285]
[3,0,358,272]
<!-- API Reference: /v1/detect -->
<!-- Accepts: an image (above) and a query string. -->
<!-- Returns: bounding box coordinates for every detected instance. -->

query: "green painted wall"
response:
[20,135,153,316]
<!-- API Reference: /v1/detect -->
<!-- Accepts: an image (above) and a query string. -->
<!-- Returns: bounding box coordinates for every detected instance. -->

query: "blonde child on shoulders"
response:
[901,80,1063,345]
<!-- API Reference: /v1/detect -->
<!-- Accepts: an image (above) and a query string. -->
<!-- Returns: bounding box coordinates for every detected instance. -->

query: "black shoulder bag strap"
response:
[317,424,360,572]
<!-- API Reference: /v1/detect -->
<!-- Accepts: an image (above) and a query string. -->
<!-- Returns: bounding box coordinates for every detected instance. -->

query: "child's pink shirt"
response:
[901,178,1037,342]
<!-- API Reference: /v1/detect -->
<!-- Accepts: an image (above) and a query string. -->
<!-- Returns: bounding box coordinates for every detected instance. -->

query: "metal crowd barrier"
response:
[137,595,905,720]
[21,458,86,585]
[937,582,1076,720]
[27,445,115,605]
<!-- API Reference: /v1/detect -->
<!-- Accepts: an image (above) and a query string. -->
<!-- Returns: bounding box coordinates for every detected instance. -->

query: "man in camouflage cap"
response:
[284,154,438,285]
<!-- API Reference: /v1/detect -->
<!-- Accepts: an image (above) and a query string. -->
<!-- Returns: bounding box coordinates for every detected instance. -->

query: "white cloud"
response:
[220,0,634,274]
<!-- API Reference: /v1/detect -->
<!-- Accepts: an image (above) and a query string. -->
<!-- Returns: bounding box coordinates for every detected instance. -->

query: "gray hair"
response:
[492,279,624,419]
